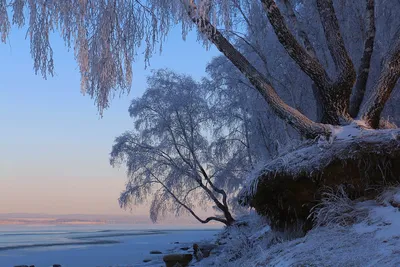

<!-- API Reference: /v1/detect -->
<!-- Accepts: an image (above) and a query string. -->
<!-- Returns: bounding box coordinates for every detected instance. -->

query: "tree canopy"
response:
[2,0,400,138]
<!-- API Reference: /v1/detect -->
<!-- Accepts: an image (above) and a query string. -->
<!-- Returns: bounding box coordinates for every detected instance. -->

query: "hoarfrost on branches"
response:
[111,69,249,225]
[0,0,254,114]
[2,0,400,132]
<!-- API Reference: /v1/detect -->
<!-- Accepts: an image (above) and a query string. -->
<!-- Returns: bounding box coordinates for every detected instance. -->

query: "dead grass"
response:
[309,185,369,227]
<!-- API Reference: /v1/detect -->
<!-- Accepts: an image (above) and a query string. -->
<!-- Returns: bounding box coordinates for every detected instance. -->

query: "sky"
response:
[0,26,220,217]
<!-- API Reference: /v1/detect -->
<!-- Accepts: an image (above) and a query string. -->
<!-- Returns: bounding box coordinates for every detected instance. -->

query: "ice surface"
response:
[0,226,219,267]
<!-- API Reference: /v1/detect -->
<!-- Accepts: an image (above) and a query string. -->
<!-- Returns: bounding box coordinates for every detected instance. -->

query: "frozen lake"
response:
[0,224,220,267]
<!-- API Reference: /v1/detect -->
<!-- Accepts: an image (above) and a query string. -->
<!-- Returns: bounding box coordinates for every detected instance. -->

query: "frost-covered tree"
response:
[2,0,399,133]
[3,0,400,229]
[111,69,243,226]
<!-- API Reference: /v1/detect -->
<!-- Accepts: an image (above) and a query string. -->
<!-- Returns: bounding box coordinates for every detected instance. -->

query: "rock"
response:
[143,259,152,263]
[163,254,193,267]
[29,266,35,267]
[53,265,62,267]
[174,241,180,244]
[180,246,190,251]
[193,243,218,260]
[150,250,163,254]
[14,265,29,267]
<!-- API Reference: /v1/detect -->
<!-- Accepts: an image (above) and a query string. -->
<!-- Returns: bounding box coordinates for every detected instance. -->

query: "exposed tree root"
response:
[239,128,400,231]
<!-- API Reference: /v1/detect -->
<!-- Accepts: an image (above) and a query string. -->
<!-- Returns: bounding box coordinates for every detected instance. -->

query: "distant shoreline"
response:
[0,219,107,226]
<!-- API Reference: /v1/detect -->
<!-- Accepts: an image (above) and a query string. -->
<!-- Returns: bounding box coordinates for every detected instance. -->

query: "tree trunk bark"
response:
[349,0,376,118]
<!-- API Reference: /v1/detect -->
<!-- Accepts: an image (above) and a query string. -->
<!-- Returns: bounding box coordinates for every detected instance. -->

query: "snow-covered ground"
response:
[0,225,219,267]
[197,187,400,267]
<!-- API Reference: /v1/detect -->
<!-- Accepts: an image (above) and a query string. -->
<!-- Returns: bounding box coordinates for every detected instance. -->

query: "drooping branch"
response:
[261,0,331,90]
[361,32,400,128]
[349,0,376,118]
[186,1,331,139]
[316,0,356,91]
[0,0,10,43]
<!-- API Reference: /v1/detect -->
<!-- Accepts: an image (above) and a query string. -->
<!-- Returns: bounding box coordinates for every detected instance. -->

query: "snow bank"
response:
[199,187,400,267]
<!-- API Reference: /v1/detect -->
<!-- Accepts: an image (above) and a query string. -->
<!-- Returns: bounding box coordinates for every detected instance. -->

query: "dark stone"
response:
[53,265,62,267]
[163,254,193,267]
[174,241,180,244]
[180,246,190,251]
[149,250,163,254]
[143,259,152,263]
[193,243,217,260]
[14,265,28,267]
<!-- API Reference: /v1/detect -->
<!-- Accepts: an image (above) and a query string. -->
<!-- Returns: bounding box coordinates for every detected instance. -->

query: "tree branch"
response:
[361,31,400,128]
[316,0,356,90]
[261,0,331,89]
[279,0,324,121]
[145,168,229,225]
[349,0,376,118]
[173,109,231,214]
[186,0,331,139]
[280,0,318,59]
[163,111,234,223]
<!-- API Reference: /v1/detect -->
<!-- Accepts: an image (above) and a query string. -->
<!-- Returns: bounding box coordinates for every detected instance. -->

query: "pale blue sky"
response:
[0,26,220,215]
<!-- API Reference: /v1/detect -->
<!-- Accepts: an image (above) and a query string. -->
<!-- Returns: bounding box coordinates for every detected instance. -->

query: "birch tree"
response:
[111,69,240,226]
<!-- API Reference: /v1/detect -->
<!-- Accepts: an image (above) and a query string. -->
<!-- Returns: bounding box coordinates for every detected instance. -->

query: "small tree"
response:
[111,69,240,225]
